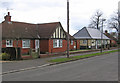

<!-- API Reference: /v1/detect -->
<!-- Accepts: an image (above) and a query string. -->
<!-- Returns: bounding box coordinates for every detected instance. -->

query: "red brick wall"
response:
[21,48,30,55]
[2,40,6,48]
[76,40,80,50]
[2,39,35,55]
[30,40,35,48]
[40,40,49,53]
[21,40,35,55]
[13,40,22,47]
[48,39,67,53]
[2,40,22,48]
[69,40,75,50]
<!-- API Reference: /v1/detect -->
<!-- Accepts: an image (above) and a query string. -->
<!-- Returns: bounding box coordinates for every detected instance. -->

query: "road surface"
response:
[2,52,118,81]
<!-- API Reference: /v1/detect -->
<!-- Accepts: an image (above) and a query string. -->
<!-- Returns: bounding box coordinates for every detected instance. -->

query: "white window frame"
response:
[6,40,13,47]
[59,40,62,47]
[22,40,30,48]
[83,40,87,44]
[53,39,62,48]
[35,40,39,52]
[71,40,73,45]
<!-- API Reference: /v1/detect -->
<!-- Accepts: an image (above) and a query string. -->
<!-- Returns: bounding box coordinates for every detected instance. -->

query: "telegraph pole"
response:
[118,1,120,44]
[67,0,70,58]
[101,19,106,53]
[118,1,120,82]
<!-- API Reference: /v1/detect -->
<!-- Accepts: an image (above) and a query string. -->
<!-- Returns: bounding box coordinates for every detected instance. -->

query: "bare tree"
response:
[107,11,119,32]
[88,10,104,30]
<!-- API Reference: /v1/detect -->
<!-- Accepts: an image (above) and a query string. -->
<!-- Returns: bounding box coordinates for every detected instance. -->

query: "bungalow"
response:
[2,12,40,59]
[1,12,75,59]
[73,27,110,49]
[37,22,75,54]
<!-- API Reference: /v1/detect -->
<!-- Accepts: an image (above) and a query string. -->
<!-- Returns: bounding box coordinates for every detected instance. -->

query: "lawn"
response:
[49,49,118,63]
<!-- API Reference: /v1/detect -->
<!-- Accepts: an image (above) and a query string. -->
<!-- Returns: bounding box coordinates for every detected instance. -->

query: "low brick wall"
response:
[39,49,100,58]
[40,52,66,58]
[39,47,118,58]
[22,47,117,59]
[21,55,33,59]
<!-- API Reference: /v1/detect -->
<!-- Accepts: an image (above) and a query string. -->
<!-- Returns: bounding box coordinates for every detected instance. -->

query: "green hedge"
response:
[0,53,10,60]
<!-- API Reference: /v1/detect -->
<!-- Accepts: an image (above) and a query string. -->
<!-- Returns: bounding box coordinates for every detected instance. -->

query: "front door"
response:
[35,40,39,52]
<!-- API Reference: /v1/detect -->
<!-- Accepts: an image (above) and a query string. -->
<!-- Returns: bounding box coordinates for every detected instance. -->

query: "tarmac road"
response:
[2,52,118,81]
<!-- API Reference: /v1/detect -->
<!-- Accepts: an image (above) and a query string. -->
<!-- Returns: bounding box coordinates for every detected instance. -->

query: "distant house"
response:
[110,32,118,39]
[73,27,110,49]
[1,12,75,59]
[104,30,118,47]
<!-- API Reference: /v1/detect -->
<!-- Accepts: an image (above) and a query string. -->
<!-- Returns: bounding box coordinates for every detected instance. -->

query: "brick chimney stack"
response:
[4,12,11,22]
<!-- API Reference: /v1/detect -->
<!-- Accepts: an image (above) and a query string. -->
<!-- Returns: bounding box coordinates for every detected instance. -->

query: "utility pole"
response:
[118,1,120,50]
[118,1,120,44]
[67,0,70,58]
[101,19,106,53]
[118,1,120,82]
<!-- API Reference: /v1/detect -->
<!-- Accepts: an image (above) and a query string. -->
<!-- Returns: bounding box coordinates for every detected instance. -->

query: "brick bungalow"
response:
[37,22,75,54]
[2,12,40,59]
[1,12,75,59]
[73,27,110,49]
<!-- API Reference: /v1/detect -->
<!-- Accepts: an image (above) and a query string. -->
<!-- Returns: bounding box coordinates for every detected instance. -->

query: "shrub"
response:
[0,53,10,60]
[32,52,38,59]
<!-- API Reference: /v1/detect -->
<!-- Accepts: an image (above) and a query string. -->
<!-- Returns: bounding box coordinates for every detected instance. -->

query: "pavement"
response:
[1,48,118,74]
[2,52,118,81]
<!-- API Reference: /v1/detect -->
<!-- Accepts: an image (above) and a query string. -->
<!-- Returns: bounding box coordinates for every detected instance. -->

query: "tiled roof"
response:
[2,21,39,39]
[37,22,60,39]
[73,27,109,40]
[2,21,74,39]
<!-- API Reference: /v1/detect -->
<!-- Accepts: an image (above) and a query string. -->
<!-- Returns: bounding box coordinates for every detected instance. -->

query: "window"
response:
[92,40,95,44]
[97,40,101,44]
[53,39,62,48]
[59,40,62,47]
[6,40,13,47]
[71,40,73,45]
[35,40,39,48]
[22,40,30,48]
[83,40,87,44]
[105,40,107,44]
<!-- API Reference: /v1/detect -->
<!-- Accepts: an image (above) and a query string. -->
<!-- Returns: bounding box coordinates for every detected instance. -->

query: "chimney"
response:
[105,30,108,33]
[4,12,11,22]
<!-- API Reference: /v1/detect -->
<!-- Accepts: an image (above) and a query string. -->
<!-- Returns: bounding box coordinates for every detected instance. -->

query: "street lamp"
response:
[101,18,106,53]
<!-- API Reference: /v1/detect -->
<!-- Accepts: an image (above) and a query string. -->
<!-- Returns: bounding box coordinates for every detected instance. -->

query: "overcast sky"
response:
[0,0,119,35]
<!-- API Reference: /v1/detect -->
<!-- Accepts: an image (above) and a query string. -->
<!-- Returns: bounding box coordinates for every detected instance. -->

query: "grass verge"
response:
[49,50,118,63]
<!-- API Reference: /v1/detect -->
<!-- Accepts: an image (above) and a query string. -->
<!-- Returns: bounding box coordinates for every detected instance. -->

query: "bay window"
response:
[53,39,62,48]
[22,40,30,48]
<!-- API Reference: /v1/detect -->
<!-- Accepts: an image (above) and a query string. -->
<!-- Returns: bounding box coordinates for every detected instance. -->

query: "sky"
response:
[0,0,119,35]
